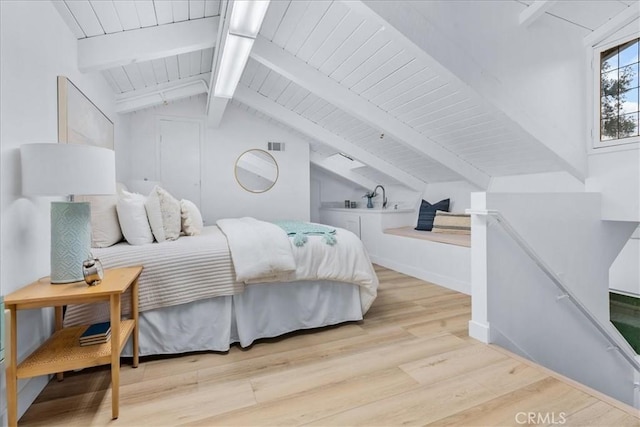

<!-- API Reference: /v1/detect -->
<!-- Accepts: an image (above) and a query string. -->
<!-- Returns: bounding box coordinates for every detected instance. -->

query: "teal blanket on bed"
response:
[273,220,337,247]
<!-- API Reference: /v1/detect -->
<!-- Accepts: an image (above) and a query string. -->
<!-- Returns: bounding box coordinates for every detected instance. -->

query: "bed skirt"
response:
[120,280,363,356]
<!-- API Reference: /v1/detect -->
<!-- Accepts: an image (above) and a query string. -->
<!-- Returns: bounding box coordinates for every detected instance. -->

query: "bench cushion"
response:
[432,211,471,235]
[415,198,450,231]
[384,226,470,247]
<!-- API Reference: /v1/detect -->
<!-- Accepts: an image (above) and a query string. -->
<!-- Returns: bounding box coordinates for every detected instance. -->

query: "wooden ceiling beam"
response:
[114,74,210,113]
[519,1,557,27]
[583,3,640,47]
[206,0,231,128]
[78,17,219,73]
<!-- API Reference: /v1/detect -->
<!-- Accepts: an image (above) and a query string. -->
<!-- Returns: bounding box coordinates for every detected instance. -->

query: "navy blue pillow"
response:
[415,199,450,231]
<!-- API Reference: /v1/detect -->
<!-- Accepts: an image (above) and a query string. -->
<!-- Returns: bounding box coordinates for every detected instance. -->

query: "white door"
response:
[159,119,201,206]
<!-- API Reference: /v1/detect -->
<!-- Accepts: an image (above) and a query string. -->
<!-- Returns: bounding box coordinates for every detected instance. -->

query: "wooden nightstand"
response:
[4,266,143,426]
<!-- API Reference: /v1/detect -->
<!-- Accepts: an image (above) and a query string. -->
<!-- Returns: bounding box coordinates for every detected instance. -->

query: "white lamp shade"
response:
[21,143,116,196]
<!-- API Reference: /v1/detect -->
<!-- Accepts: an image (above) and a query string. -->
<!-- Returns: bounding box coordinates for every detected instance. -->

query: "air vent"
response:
[268,142,285,151]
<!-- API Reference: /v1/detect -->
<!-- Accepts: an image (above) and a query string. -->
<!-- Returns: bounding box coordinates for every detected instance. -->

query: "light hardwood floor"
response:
[19,266,640,426]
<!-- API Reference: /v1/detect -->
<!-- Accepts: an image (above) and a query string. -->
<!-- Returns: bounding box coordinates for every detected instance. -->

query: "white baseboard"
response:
[468,320,490,343]
[369,255,471,295]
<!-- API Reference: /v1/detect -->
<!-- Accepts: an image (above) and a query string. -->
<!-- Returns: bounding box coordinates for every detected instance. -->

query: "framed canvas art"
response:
[57,76,114,149]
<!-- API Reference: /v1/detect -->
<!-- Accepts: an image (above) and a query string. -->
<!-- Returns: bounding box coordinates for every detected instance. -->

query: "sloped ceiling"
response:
[54,0,639,191]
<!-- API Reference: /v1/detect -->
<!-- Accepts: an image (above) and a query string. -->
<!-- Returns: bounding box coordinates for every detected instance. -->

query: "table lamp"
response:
[20,143,116,283]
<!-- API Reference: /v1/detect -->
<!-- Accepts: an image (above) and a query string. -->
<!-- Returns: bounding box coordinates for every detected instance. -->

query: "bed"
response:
[64,219,378,356]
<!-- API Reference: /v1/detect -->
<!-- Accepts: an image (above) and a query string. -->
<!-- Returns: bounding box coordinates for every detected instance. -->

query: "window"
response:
[599,37,639,144]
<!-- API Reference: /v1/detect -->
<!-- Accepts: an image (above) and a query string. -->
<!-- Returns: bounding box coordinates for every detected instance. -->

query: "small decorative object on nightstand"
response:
[4,266,142,426]
[82,255,104,286]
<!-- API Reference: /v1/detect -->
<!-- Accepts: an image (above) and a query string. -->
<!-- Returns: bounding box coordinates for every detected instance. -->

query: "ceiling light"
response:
[214,34,254,98]
[229,0,271,38]
[213,1,270,99]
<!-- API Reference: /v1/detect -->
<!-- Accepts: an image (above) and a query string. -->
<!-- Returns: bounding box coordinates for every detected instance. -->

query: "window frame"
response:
[592,35,640,150]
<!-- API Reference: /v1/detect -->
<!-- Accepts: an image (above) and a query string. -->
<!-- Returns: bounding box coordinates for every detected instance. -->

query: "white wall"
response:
[310,166,422,215]
[610,228,640,296]
[586,148,640,221]
[489,171,585,193]
[470,192,637,406]
[0,0,122,422]
[422,180,478,212]
[114,113,132,184]
[587,147,640,296]
[124,97,311,223]
[311,166,369,207]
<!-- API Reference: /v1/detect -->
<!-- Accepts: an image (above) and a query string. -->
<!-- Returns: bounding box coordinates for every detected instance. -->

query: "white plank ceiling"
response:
[57,0,221,38]
[252,1,568,179]
[103,48,214,93]
[240,58,463,183]
[53,0,220,94]
[55,0,634,190]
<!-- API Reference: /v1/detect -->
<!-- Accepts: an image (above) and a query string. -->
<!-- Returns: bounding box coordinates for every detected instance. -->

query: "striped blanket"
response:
[64,226,242,326]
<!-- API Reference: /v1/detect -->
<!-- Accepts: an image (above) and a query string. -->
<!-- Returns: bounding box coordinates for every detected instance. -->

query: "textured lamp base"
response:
[51,202,91,283]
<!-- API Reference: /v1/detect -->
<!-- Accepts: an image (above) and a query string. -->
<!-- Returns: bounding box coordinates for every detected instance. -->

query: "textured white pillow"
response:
[116,190,154,245]
[145,190,165,242]
[180,199,204,236]
[76,194,122,248]
[145,186,181,242]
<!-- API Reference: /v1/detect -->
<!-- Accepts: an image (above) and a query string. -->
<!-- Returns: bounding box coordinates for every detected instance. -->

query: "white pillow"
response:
[145,186,181,242]
[145,190,165,242]
[116,190,154,245]
[180,199,203,236]
[76,194,122,248]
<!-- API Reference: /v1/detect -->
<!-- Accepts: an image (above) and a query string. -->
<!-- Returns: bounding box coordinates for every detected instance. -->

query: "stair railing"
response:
[467,209,640,373]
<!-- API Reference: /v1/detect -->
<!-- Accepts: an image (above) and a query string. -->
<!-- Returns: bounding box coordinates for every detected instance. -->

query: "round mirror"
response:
[235,149,279,193]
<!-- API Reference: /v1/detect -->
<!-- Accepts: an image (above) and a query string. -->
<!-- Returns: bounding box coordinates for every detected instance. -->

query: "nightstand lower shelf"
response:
[17,319,135,379]
[5,266,142,426]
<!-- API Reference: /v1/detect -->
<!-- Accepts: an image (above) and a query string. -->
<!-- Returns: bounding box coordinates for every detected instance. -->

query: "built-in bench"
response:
[319,207,471,294]
[372,226,471,295]
[383,226,471,248]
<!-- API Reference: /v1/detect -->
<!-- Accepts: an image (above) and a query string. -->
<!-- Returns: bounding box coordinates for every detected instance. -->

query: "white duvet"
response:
[217,217,296,283]
[217,217,378,313]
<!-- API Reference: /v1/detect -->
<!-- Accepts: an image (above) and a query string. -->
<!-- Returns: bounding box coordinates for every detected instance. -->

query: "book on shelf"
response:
[80,331,111,346]
[80,321,111,341]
